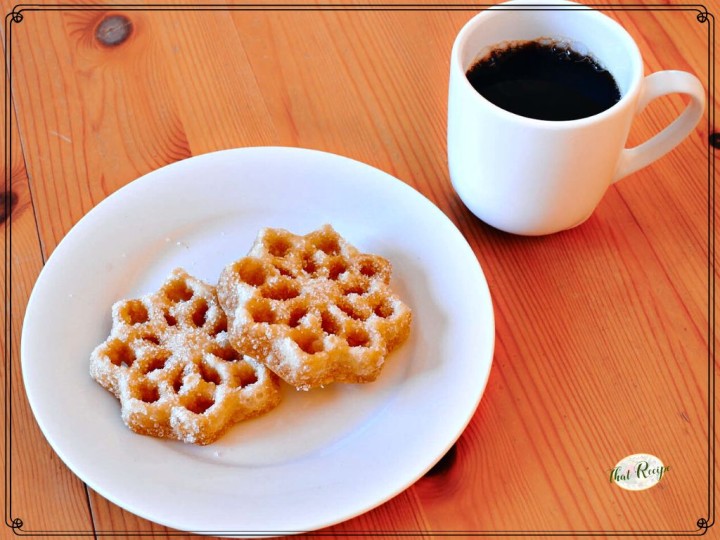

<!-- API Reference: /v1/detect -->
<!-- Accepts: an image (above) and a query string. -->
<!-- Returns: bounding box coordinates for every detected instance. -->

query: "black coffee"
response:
[465,40,621,121]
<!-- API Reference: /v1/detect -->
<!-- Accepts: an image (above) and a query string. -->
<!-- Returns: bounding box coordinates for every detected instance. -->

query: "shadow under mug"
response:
[447,0,705,236]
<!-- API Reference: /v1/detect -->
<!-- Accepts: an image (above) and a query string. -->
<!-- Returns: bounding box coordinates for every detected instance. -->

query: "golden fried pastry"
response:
[218,225,412,390]
[89,268,281,445]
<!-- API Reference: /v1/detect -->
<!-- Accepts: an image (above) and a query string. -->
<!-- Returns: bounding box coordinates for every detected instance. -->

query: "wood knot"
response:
[710,133,720,149]
[0,191,18,224]
[95,15,132,47]
[424,443,457,477]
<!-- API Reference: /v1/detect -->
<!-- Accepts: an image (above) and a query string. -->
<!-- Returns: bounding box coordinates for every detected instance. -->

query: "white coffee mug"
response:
[447,0,705,236]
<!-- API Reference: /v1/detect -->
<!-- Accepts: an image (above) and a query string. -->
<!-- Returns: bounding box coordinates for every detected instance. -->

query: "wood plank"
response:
[613,7,712,319]
[8,8,198,257]
[0,58,95,538]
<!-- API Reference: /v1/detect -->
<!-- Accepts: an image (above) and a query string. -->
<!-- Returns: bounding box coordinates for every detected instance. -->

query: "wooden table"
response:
[2,0,716,537]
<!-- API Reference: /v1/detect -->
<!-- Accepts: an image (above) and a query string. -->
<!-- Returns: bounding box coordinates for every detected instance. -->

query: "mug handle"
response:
[613,70,705,182]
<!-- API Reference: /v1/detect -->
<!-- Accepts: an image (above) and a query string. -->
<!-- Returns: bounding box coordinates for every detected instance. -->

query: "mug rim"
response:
[450,0,644,127]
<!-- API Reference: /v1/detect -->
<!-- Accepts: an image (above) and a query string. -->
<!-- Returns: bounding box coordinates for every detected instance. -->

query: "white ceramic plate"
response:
[21,147,494,536]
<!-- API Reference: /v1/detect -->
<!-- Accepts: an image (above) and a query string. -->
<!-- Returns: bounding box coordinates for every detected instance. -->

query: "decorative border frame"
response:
[3,2,715,536]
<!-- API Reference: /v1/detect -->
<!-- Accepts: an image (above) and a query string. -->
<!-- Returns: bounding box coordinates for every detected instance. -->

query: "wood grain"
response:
[2,1,715,537]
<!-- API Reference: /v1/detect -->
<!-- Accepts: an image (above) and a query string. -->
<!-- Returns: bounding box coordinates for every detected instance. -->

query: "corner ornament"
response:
[696,8,709,23]
[10,7,23,23]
